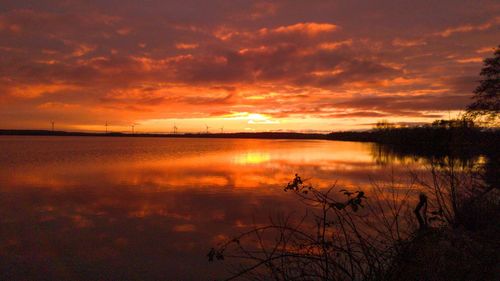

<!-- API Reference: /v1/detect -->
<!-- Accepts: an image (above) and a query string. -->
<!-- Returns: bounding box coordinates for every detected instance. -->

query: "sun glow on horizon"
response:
[220,112,280,125]
[7,110,464,134]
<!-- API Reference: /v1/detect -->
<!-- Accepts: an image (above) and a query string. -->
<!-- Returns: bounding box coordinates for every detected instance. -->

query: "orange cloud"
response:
[317,40,353,50]
[214,22,338,41]
[392,38,426,47]
[434,16,500,37]
[455,57,483,63]
[175,43,199,50]
[260,22,338,36]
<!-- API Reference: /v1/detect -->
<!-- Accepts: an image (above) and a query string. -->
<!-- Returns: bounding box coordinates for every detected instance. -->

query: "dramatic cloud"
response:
[0,0,498,132]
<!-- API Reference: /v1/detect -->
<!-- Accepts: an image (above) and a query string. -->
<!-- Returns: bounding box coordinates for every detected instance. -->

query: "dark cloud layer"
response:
[0,0,498,130]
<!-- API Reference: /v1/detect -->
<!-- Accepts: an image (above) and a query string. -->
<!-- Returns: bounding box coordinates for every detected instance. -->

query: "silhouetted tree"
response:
[466,45,499,122]
[374,120,396,131]
[210,163,499,280]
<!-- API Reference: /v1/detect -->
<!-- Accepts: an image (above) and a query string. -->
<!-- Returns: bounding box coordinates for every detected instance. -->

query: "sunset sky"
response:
[0,0,499,133]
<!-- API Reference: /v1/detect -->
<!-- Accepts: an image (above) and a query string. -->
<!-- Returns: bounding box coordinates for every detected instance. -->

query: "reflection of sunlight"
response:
[1,139,421,192]
[233,152,271,165]
[1,138,434,193]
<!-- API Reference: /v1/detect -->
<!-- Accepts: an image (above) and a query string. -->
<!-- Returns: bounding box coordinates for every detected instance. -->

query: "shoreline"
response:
[0,129,356,141]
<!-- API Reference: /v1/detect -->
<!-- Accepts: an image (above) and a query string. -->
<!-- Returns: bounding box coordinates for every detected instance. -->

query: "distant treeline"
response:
[328,119,499,154]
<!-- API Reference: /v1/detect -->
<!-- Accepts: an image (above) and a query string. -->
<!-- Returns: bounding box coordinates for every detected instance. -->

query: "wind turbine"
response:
[220,126,224,134]
[105,121,108,133]
[51,121,54,132]
[205,124,210,134]
[131,124,135,134]
[173,122,178,134]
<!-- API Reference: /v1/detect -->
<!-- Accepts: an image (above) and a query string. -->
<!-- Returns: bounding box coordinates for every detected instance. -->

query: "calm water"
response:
[0,136,425,280]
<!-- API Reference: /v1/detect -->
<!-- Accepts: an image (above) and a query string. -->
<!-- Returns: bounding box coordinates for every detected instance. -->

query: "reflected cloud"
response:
[0,136,483,279]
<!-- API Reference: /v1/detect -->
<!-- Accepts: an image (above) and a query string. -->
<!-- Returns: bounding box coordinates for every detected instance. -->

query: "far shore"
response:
[0,129,347,141]
[1,128,498,153]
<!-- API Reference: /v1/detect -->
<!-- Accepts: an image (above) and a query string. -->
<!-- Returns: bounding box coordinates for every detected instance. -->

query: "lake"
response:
[0,136,431,280]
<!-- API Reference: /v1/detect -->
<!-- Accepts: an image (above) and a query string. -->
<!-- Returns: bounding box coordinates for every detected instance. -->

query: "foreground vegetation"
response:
[209,158,499,280]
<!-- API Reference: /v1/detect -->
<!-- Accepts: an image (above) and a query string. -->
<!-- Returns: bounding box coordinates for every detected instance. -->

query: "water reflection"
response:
[0,136,456,280]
